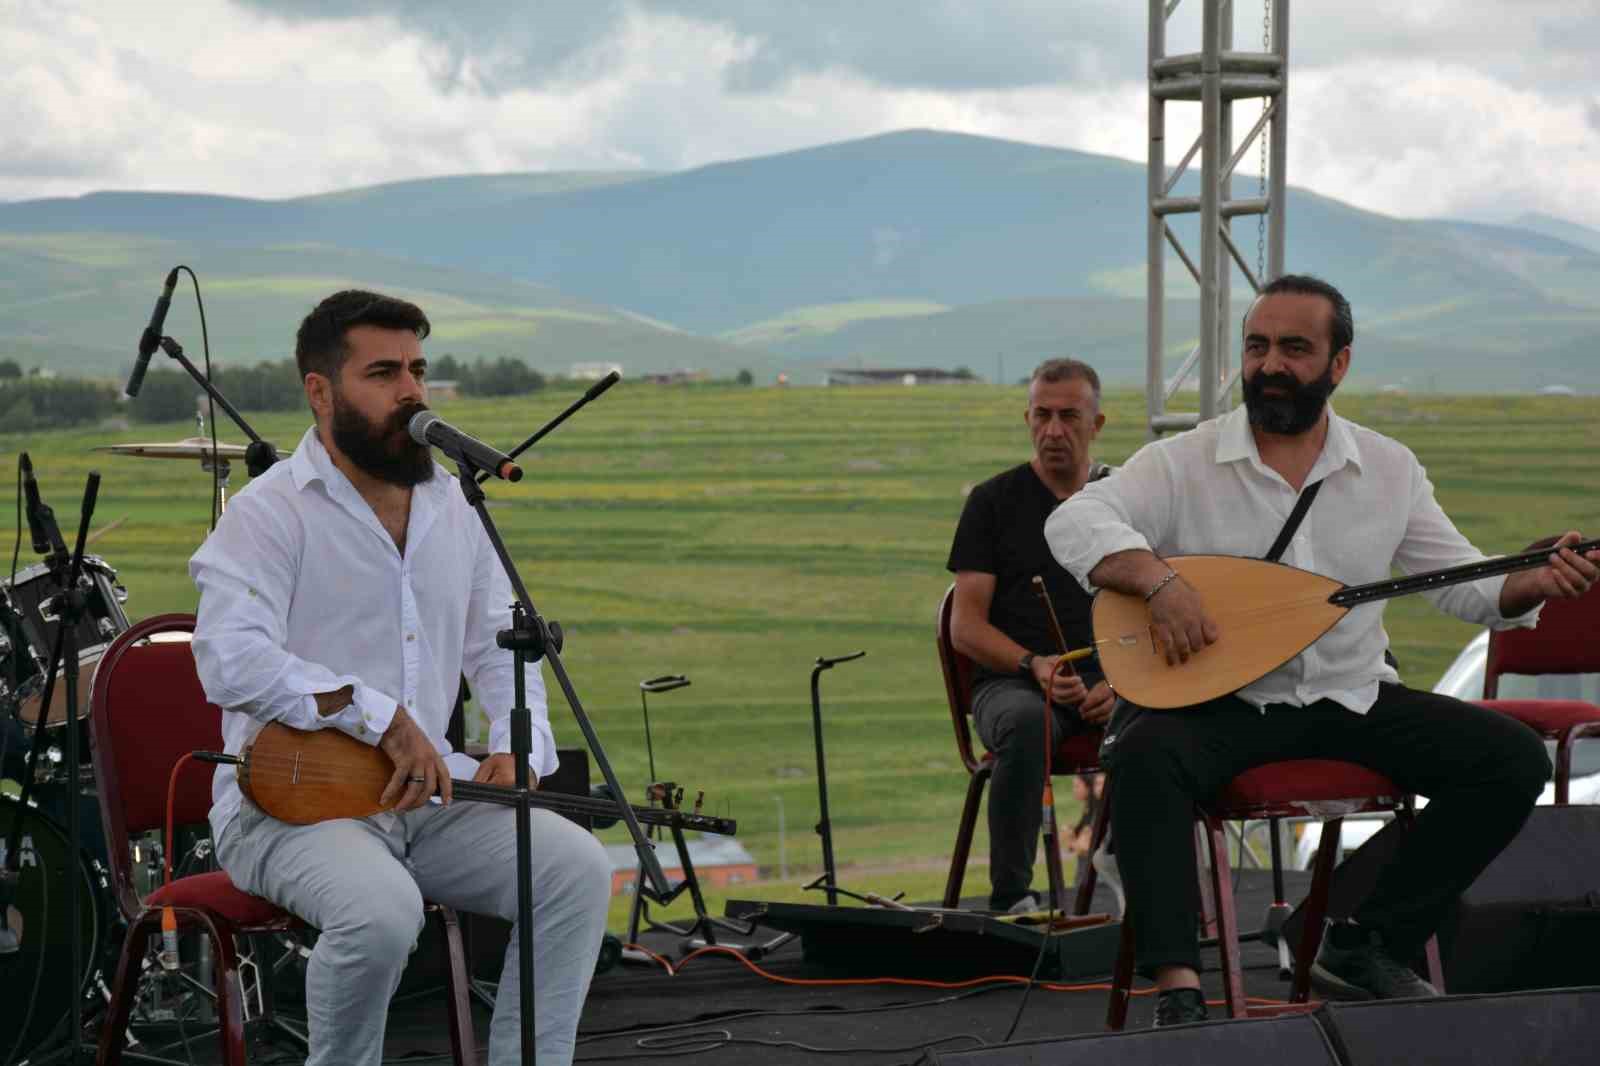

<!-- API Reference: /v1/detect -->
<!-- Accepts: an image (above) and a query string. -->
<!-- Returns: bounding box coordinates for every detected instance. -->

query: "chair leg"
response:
[1204,814,1247,1019]
[436,906,478,1066]
[1074,780,1112,917]
[1291,817,1344,1003]
[97,914,158,1066]
[1105,911,1137,1031]
[1195,823,1217,939]
[943,767,990,908]
[1393,803,1448,994]
[190,912,249,1066]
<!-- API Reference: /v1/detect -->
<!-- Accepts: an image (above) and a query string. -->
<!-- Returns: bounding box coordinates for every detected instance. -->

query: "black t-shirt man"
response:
[947,461,1104,687]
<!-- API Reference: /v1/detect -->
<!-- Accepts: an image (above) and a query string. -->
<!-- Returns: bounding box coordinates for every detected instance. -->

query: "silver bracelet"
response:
[1144,570,1180,603]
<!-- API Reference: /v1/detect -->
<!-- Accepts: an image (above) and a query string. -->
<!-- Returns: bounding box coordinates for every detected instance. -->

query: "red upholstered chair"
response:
[1105,760,1446,1029]
[1473,540,1600,805]
[89,614,476,1066]
[937,585,1109,913]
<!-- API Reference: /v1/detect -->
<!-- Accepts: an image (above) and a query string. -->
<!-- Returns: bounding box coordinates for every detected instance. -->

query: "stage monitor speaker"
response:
[1282,805,1600,993]
[919,1012,1337,1065]
[1319,986,1600,1066]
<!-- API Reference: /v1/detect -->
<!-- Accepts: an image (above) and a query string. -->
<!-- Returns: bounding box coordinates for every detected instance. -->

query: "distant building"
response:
[426,379,461,400]
[571,361,624,381]
[1537,384,1578,397]
[823,367,978,387]
[640,368,710,385]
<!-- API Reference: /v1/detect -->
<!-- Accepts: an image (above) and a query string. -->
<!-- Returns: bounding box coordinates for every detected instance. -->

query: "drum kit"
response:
[1,432,266,1064]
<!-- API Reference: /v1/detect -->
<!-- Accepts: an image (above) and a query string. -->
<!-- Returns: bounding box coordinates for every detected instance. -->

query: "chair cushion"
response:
[1475,699,1600,738]
[1216,760,1399,812]
[1054,730,1105,772]
[145,870,289,926]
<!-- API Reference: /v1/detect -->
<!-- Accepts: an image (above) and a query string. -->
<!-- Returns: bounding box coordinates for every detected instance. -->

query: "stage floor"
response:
[79,869,1310,1065]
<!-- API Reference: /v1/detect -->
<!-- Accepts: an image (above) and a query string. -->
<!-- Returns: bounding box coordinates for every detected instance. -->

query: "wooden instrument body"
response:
[240,722,407,824]
[1092,555,1349,710]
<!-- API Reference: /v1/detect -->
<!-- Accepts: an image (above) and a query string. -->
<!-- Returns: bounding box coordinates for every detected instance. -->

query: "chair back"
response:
[89,613,216,920]
[1484,537,1600,698]
[937,585,985,774]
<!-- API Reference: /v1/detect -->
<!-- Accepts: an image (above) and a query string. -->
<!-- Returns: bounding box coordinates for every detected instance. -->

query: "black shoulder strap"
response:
[1263,480,1323,563]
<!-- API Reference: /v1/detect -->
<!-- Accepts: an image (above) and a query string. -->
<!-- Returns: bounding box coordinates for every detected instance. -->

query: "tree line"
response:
[0,354,549,430]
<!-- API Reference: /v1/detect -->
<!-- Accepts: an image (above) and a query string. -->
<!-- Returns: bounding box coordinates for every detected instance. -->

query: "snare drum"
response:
[0,556,129,730]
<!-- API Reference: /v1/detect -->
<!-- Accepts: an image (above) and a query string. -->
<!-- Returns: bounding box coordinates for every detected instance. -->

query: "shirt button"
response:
[406,633,415,642]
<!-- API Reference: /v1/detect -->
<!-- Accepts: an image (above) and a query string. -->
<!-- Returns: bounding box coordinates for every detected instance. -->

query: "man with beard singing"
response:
[1045,275,1599,1027]
[189,290,609,1066]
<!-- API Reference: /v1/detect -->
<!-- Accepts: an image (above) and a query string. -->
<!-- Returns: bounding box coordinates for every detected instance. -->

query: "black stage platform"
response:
[32,871,1276,1064]
[29,868,1598,1064]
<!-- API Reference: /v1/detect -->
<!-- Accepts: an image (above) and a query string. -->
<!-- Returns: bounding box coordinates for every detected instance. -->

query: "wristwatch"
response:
[1018,652,1037,677]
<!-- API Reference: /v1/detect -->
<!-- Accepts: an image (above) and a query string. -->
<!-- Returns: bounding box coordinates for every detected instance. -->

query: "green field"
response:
[3,384,1595,928]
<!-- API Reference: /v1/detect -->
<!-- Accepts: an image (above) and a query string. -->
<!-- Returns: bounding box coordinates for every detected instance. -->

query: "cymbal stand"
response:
[152,336,278,478]
[3,470,103,1066]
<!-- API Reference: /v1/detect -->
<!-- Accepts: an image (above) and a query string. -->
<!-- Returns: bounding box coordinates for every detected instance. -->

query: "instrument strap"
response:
[1263,480,1323,563]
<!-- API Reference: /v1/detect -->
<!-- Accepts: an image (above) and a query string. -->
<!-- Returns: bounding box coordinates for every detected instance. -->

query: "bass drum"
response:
[0,795,109,1061]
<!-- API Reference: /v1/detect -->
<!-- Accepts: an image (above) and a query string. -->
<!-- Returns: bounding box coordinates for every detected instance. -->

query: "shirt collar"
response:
[288,424,451,506]
[1213,403,1364,477]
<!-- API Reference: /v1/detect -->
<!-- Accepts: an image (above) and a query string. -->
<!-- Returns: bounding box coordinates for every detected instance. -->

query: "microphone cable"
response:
[166,266,220,532]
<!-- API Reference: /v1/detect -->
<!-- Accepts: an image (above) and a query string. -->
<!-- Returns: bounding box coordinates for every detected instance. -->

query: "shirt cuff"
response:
[313,684,399,746]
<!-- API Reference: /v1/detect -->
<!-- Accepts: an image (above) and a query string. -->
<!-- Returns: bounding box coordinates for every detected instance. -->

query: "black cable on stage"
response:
[574,976,1015,1063]
[576,1027,986,1064]
[998,895,1058,1044]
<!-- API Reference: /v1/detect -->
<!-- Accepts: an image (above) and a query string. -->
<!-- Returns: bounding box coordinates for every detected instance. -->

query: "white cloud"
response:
[0,0,1596,231]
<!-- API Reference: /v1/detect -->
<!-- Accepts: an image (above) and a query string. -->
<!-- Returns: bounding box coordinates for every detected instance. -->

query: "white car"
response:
[1291,632,1600,868]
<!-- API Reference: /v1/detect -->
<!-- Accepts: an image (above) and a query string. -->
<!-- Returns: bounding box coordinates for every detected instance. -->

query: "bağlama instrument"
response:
[219,721,737,834]
[1090,538,1599,710]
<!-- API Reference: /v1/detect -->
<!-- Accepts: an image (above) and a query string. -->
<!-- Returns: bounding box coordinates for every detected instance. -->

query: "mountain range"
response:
[2,129,1596,391]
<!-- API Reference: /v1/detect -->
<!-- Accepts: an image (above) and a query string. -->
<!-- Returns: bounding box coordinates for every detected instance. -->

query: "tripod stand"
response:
[2,468,104,1066]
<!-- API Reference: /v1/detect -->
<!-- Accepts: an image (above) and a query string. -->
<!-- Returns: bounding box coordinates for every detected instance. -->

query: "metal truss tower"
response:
[1146,0,1288,437]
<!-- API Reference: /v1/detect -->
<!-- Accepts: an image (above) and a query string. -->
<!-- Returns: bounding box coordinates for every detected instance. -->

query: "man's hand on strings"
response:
[1500,531,1600,617]
[378,706,452,811]
[1147,573,1220,666]
[472,753,539,789]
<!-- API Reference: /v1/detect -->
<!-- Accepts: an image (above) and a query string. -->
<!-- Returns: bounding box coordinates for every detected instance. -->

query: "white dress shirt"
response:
[1044,405,1539,714]
[191,426,555,842]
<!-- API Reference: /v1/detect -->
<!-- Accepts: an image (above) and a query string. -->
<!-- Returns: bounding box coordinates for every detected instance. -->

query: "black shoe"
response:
[1310,921,1440,1001]
[1153,987,1208,1028]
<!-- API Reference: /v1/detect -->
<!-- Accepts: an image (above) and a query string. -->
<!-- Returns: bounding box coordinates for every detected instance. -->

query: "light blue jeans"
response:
[217,798,611,1066]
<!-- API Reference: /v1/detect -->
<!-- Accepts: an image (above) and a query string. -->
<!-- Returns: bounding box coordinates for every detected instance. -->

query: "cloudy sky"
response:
[4,0,1597,227]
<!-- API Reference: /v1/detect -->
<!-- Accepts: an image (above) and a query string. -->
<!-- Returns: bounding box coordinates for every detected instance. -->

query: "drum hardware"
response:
[2,464,107,1066]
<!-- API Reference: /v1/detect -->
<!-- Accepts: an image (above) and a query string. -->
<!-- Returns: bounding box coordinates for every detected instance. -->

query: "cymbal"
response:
[95,437,251,460]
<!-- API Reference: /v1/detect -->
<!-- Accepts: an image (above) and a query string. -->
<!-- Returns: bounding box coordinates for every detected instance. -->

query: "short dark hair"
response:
[1030,357,1101,401]
[294,289,431,382]
[1250,274,1353,354]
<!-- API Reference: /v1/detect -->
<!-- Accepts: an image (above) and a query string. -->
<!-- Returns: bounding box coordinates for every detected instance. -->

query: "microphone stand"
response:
[445,405,667,1065]
[809,651,865,906]
[2,470,102,1066]
[154,336,279,478]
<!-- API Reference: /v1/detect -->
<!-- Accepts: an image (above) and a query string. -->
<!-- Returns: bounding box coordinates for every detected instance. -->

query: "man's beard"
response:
[1242,361,1338,435]
[330,393,435,486]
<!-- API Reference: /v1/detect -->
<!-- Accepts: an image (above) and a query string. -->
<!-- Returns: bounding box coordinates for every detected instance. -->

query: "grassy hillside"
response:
[0,233,774,379]
[4,384,1593,921]
[4,130,1597,392]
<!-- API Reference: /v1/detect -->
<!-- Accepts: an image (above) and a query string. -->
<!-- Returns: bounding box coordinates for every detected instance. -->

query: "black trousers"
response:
[972,675,1094,906]
[1103,683,1550,975]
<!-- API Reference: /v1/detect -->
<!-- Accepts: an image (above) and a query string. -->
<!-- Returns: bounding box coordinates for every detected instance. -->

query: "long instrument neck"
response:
[446,777,733,835]
[1328,538,1600,609]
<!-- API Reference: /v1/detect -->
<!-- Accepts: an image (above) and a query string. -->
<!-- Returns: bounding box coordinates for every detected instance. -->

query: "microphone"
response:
[21,452,50,554]
[126,267,180,398]
[408,410,523,482]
